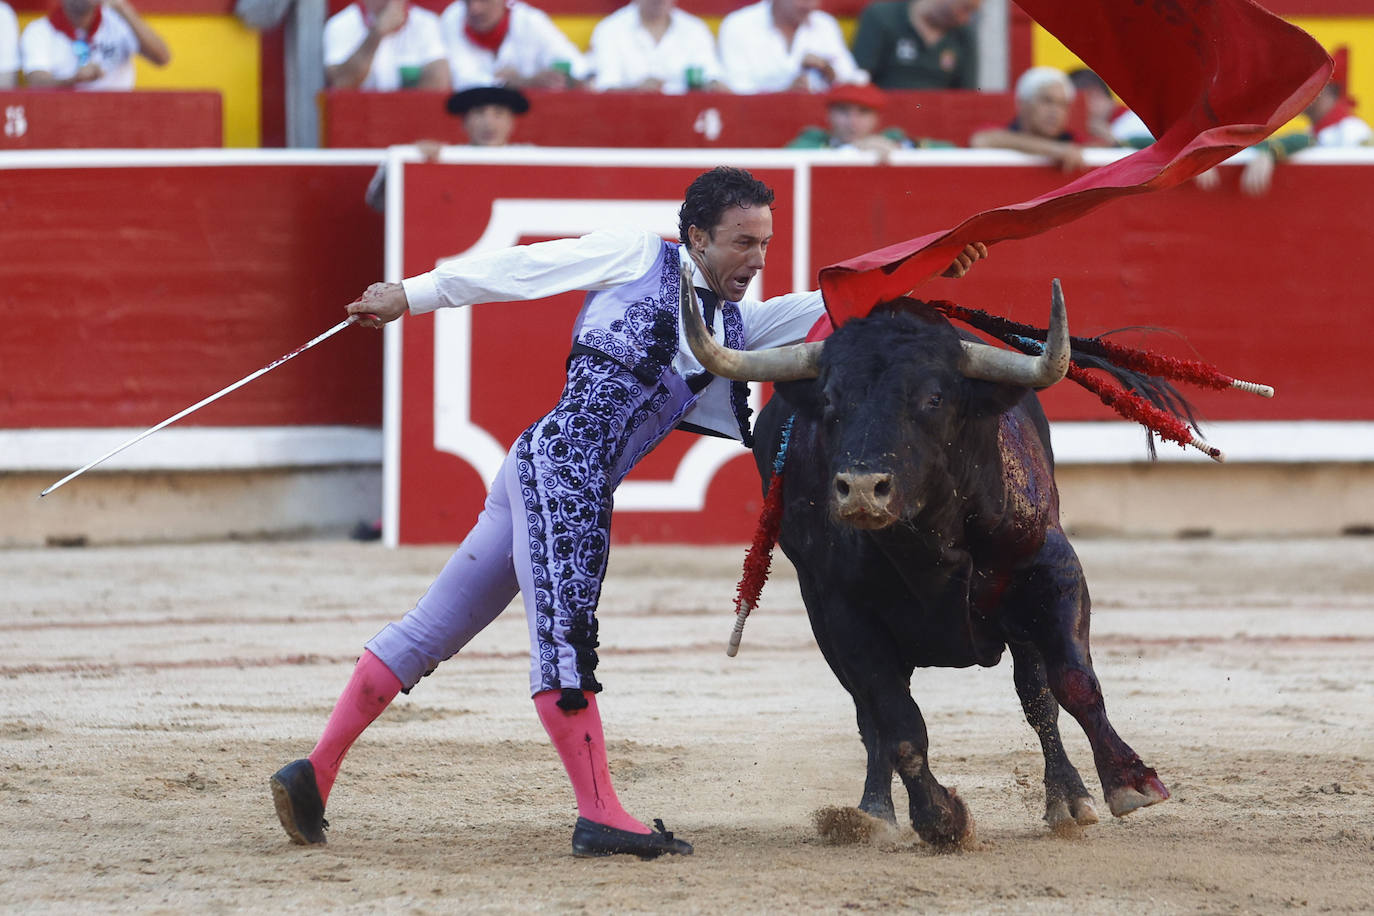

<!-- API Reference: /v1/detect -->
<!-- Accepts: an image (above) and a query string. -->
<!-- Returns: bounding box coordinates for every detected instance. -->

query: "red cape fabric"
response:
[818,0,1332,324]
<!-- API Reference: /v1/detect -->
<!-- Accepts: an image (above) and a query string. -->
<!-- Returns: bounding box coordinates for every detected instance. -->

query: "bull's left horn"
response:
[958,278,1070,389]
[679,269,822,382]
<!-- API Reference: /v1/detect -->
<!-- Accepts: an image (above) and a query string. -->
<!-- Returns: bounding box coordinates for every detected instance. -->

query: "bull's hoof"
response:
[813,806,892,845]
[914,789,978,852]
[1106,774,1170,817]
[1045,795,1099,830]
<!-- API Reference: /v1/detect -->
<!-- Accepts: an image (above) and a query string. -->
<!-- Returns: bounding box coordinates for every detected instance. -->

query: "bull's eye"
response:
[925,392,944,409]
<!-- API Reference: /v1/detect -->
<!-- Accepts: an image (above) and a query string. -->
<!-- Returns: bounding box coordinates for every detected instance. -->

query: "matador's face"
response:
[689,204,773,302]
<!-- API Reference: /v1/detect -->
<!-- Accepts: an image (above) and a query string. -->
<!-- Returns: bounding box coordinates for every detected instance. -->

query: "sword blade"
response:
[40,317,357,498]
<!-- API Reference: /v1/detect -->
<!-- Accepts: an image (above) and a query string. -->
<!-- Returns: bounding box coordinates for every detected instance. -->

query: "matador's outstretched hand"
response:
[347,282,409,328]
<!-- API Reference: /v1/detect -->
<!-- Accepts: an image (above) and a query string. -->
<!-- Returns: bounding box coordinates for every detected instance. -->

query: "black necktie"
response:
[693,286,718,332]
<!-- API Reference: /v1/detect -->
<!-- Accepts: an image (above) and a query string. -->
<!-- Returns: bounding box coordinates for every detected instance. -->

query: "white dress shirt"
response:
[324,4,448,91]
[402,227,825,439]
[717,0,862,94]
[440,0,589,90]
[20,5,140,90]
[588,4,722,94]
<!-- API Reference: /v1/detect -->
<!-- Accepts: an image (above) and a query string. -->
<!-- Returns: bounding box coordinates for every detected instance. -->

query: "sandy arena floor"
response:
[1,537,1371,913]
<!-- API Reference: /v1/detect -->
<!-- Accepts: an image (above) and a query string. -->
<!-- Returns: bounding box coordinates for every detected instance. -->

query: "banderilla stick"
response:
[40,316,361,498]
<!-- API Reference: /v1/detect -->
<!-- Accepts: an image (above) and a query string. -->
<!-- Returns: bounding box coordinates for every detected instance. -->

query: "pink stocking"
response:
[534,690,649,834]
[307,650,403,805]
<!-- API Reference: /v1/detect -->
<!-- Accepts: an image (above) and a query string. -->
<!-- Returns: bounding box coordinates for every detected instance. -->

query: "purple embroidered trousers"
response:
[365,355,696,696]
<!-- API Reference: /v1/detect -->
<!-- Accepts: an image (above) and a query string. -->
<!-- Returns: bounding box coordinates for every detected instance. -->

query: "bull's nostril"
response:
[835,478,850,497]
[874,479,891,498]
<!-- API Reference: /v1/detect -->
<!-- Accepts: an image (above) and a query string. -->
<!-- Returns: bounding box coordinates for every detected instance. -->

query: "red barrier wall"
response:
[5,154,1371,545]
[0,163,383,428]
[0,91,223,149]
[321,89,1082,150]
[388,153,1374,544]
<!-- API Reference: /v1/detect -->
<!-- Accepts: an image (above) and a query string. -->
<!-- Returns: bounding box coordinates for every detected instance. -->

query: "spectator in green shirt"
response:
[786,82,954,157]
[851,0,980,90]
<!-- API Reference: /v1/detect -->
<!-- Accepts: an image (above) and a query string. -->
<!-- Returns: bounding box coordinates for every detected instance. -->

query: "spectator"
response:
[1,1,18,89]
[588,0,722,93]
[20,0,170,90]
[324,0,450,91]
[718,0,863,94]
[1199,82,1368,197]
[1304,79,1372,148]
[969,66,1091,172]
[852,0,979,91]
[365,86,530,212]
[785,81,952,156]
[1066,67,1147,148]
[441,0,588,91]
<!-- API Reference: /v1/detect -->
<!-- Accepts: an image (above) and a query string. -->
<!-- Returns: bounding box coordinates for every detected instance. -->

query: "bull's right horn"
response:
[679,269,823,382]
[958,278,1070,389]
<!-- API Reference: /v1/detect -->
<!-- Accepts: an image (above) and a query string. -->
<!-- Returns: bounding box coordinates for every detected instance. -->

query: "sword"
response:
[40,316,360,498]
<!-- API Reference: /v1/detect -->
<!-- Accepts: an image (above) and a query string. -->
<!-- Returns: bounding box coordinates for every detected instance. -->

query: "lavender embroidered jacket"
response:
[401,226,825,443]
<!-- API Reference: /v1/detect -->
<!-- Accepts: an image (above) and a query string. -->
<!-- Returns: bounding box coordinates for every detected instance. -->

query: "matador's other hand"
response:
[941,242,989,279]
[346,281,409,328]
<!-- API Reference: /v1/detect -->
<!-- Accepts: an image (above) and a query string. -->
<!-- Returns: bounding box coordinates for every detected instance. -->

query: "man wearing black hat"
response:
[365,85,530,212]
[446,84,530,146]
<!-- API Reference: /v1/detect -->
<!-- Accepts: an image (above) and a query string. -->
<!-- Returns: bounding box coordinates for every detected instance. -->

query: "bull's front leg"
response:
[854,703,897,823]
[1006,640,1099,829]
[1011,533,1170,817]
[798,573,972,847]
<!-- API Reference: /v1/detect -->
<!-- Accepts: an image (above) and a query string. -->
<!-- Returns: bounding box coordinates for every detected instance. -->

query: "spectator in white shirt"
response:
[0,1,19,89]
[21,0,170,90]
[325,0,451,91]
[589,0,723,94]
[718,0,863,94]
[441,0,587,91]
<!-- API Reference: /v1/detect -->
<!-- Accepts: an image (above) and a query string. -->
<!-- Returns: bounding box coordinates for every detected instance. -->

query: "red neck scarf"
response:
[1313,95,1358,134]
[464,5,509,54]
[49,1,101,40]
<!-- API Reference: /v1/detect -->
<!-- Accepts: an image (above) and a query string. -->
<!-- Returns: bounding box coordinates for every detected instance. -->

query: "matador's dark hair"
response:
[678,167,775,244]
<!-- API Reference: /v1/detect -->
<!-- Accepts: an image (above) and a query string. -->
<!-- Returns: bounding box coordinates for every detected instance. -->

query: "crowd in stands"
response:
[0,0,1368,169]
[322,0,979,96]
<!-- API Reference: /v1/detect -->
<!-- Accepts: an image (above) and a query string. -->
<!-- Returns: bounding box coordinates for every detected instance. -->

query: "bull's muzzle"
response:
[833,470,899,529]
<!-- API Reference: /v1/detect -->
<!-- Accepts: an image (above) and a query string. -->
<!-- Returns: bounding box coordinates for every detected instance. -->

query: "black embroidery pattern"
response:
[575,240,681,384]
[516,355,674,694]
[719,302,755,447]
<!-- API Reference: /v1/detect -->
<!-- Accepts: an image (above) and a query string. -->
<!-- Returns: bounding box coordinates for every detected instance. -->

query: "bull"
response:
[683,279,1171,848]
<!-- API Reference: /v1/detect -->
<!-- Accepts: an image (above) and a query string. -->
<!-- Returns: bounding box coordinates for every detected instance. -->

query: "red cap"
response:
[825,82,888,113]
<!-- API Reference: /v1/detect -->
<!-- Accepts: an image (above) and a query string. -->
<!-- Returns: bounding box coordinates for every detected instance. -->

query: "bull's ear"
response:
[965,379,1033,417]
[773,378,825,418]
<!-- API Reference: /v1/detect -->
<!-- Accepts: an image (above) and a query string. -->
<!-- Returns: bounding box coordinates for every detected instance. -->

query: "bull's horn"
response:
[958,278,1070,389]
[679,269,822,382]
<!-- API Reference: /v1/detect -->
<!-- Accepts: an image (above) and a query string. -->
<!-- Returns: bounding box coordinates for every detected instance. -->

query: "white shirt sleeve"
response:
[323,7,363,69]
[740,291,827,349]
[814,14,861,87]
[20,18,60,77]
[402,227,664,315]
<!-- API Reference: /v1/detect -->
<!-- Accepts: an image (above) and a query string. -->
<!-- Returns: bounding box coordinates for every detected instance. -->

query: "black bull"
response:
[751,302,1170,847]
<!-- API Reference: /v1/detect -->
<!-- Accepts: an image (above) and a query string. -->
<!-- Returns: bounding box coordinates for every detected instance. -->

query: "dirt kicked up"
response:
[1,538,1371,913]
